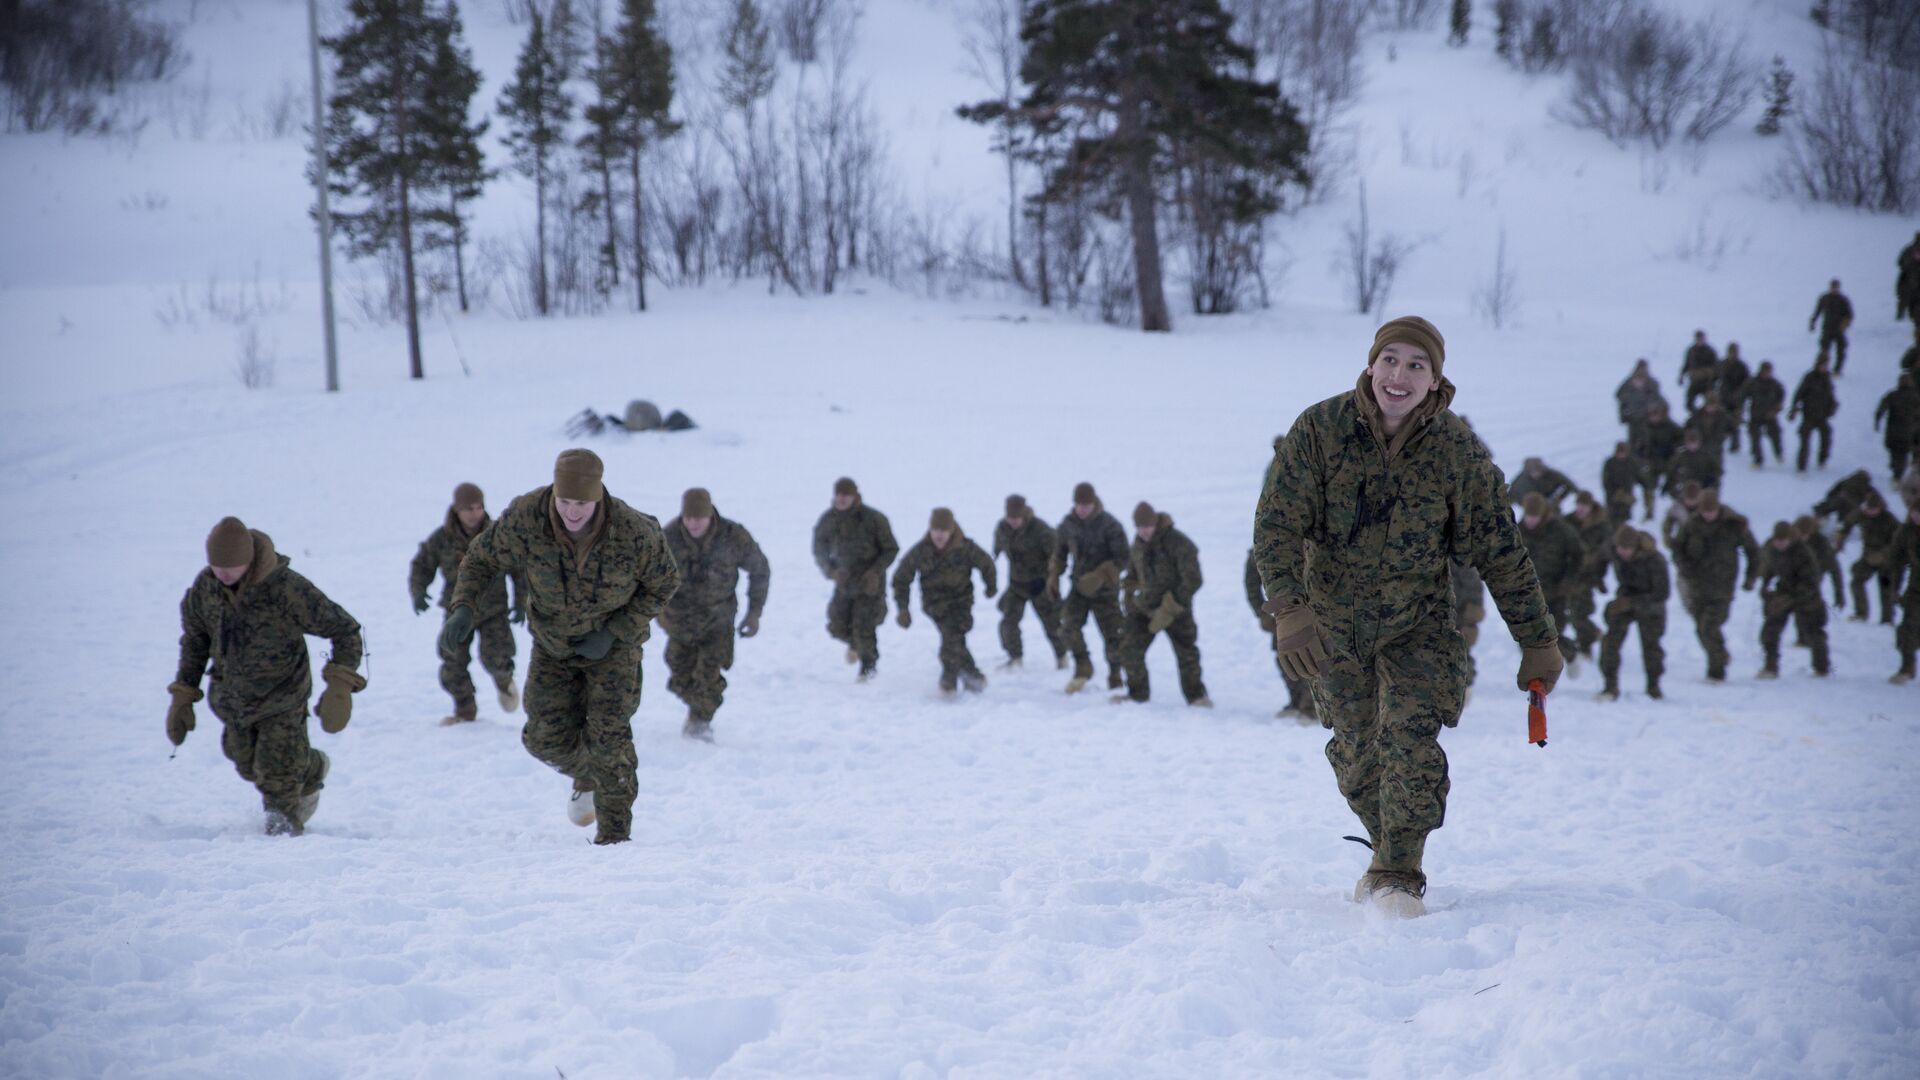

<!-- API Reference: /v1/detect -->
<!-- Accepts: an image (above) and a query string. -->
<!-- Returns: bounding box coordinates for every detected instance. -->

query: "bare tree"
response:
[1472,224,1519,328]
[1340,180,1415,316]
[1781,40,1920,213]
[958,0,1027,287]
[1556,8,1753,148]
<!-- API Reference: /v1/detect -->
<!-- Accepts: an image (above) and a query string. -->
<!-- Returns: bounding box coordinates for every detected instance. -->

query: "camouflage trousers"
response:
[1606,492,1637,530]
[1119,610,1207,703]
[665,616,735,723]
[1887,437,1915,480]
[1897,595,1919,673]
[1544,592,1578,662]
[1820,327,1848,373]
[1761,605,1830,674]
[1749,418,1783,465]
[1796,419,1833,471]
[1684,373,1716,413]
[827,584,885,667]
[1687,591,1733,679]
[998,579,1064,662]
[924,598,982,690]
[1060,588,1125,681]
[440,610,515,705]
[1567,587,1602,656]
[1313,621,1465,891]
[1849,557,1898,622]
[219,709,326,821]
[1600,605,1666,689]
[523,642,642,842]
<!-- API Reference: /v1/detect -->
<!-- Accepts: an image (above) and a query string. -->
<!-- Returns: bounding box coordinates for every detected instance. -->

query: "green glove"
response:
[510,592,527,625]
[570,628,614,660]
[315,664,366,734]
[738,610,761,638]
[411,589,430,615]
[166,682,201,746]
[438,605,476,657]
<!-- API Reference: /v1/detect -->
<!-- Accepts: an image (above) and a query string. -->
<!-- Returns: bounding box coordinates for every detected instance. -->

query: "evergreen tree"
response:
[1494,0,1518,60]
[1521,8,1559,71]
[418,1,490,313]
[1449,0,1470,47]
[579,36,625,293]
[978,0,1308,332]
[498,9,574,316]
[323,0,444,379]
[597,0,679,312]
[1756,55,1793,135]
[719,0,775,115]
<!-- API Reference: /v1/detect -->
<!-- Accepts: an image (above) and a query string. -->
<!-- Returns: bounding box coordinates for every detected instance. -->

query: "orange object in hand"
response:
[1527,679,1549,748]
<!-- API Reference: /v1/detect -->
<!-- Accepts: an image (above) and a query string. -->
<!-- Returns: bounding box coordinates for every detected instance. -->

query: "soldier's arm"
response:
[874,514,899,571]
[812,514,834,578]
[450,517,513,611]
[603,526,681,647]
[1253,419,1324,605]
[992,522,1008,559]
[1101,516,1129,567]
[289,575,365,673]
[1174,537,1202,608]
[891,543,920,608]
[1459,455,1557,648]
[970,540,997,595]
[409,531,440,598]
[175,585,211,688]
[740,532,771,616]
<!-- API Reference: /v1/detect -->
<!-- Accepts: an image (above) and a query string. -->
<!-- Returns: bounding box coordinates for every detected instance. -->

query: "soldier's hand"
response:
[411,590,430,615]
[1265,601,1330,681]
[985,583,997,599]
[315,664,365,735]
[738,611,761,638]
[570,628,614,661]
[510,595,527,625]
[438,605,476,657]
[1516,643,1565,695]
[831,569,849,586]
[1044,575,1061,601]
[165,682,201,746]
[896,609,911,629]
[1258,611,1277,633]
[1742,577,1756,591]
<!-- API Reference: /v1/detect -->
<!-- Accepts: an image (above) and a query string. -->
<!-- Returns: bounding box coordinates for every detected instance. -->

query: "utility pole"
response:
[307,0,341,392]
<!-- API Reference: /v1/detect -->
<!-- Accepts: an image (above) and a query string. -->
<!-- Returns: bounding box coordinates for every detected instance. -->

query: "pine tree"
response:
[418,1,490,313]
[1521,8,1558,71]
[1449,0,1470,47]
[595,0,679,312]
[580,37,625,293]
[1494,0,1518,60]
[323,0,444,379]
[1756,55,1793,136]
[498,9,574,316]
[719,0,775,115]
[980,0,1308,332]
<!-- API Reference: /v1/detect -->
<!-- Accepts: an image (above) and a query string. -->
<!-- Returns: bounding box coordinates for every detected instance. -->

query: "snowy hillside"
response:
[1,1,1916,1077]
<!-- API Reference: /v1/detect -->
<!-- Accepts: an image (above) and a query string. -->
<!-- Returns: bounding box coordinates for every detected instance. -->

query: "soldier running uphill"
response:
[660,487,769,743]
[992,494,1065,670]
[411,482,525,725]
[169,516,365,836]
[1115,501,1210,707]
[893,508,995,696]
[812,477,898,682]
[1757,521,1832,680]
[1050,482,1130,695]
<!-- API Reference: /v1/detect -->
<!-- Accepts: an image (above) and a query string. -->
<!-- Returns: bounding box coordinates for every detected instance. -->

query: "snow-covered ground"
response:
[2,1,1915,1076]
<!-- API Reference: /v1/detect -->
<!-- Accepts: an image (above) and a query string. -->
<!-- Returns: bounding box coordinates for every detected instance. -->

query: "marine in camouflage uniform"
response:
[1597,526,1669,701]
[1616,360,1667,453]
[1900,234,1920,329]
[1714,349,1752,452]
[812,477,899,680]
[1838,493,1900,625]
[1255,317,1560,912]
[1116,502,1209,706]
[1601,441,1652,528]
[1874,373,1920,480]
[1691,394,1738,463]
[1246,548,1314,720]
[1890,502,1920,683]
[1507,457,1576,510]
[1744,362,1787,467]
[1636,402,1684,500]
[1812,469,1882,525]
[1808,280,1853,375]
[1663,427,1723,498]
[1757,522,1831,678]
[442,450,681,845]
[659,487,769,741]
[1794,515,1848,614]
[1517,493,1587,664]
[1671,490,1760,682]
[892,508,996,694]
[1680,331,1719,414]
[410,482,525,723]
[1050,482,1130,694]
[168,517,365,836]
[1789,355,1838,473]
[1566,492,1614,659]
[992,495,1064,669]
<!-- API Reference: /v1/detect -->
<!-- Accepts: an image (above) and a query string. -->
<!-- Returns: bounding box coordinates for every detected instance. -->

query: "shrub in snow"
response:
[1554,6,1754,148]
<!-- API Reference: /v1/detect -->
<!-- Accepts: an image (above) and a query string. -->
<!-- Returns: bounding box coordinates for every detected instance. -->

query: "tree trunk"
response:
[1035,199,1052,307]
[600,153,619,288]
[452,194,469,313]
[1004,120,1024,287]
[535,155,550,316]
[629,145,647,311]
[399,172,424,378]
[1117,90,1170,332]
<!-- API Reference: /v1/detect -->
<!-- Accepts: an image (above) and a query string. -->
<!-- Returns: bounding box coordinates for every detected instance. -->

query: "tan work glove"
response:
[1461,622,1480,647]
[1074,561,1118,598]
[1516,643,1565,695]
[831,569,849,586]
[166,682,202,746]
[1264,600,1330,681]
[315,663,367,734]
[1258,611,1277,633]
[1147,594,1182,635]
[1604,597,1632,620]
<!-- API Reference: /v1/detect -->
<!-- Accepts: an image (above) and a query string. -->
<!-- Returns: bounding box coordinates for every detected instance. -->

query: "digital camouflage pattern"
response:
[1744,370,1787,465]
[1518,507,1587,661]
[1813,470,1881,522]
[1600,531,1669,694]
[1810,289,1852,371]
[1636,413,1684,493]
[1672,507,1760,680]
[175,529,363,822]
[1681,340,1719,411]
[1118,512,1206,703]
[1759,539,1830,674]
[1839,503,1900,623]
[661,510,769,723]
[893,528,995,689]
[1245,549,1313,714]
[452,485,681,842]
[1802,528,1846,608]
[1791,366,1838,471]
[1616,371,1667,448]
[993,515,1064,663]
[813,497,899,671]
[411,506,523,710]
[1255,373,1555,889]
[1052,500,1130,682]
[1692,401,1738,460]
[1665,442,1723,496]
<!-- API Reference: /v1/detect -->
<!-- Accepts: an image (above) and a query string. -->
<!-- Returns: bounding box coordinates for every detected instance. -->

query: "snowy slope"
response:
[2,1,1917,1077]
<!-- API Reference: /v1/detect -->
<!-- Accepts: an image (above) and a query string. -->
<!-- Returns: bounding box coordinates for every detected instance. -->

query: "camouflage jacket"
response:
[1805,531,1844,598]
[1611,537,1671,616]
[176,530,363,723]
[1692,406,1738,453]
[1810,292,1853,332]
[1665,446,1723,496]
[453,485,680,659]
[812,499,899,592]
[1813,473,1881,520]
[1122,514,1202,616]
[893,532,995,612]
[1452,560,1485,618]
[662,511,769,627]
[1875,386,1920,442]
[1761,541,1825,614]
[1636,418,1683,466]
[1517,511,1586,601]
[1673,511,1760,595]
[1570,508,1615,587]
[1714,357,1751,407]
[1243,548,1267,615]
[993,517,1058,591]
[1616,376,1666,425]
[1052,502,1129,585]
[1791,371,1837,422]
[1508,466,1575,508]
[1255,374,1555,658]
[1744,375,1786,422]
[1601,455,1649,500]
[409,507,523,621]
[1681,343,1718,383]
[1838,505,1900,562]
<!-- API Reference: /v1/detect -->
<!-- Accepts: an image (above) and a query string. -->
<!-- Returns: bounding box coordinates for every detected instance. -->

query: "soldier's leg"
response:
[522,649,592,780]
[1600,612,1630,690]
[1850,559,1874,617]
[997,590,1025,660]
[1060,591,1095,677]
[1766,420,1783,462]
[1091,593,1127,688]
[1800,608,1831,674]
[477,615,517,691]
[1892,442,1909,480]
[1547,595,1576,662]
[1896,602,1919,675]
[1796,423,1813,472]
[439,610,478,711]
[1695,596,1731,678]
[1640,611,1666,688]
[851,592,884,668]
[1816,421,1833,467]
[1569,589,1600,656]
[248,710,323,823]
[1878,566,1899,624]
[1760,612,1787,670]
[703,622,735,718]
[1033,588,1067,662]
[1168,612,1207,703]
[1316,650,1383,855]
[1832,330,1847,373]
[1747,423,1764,465]
[1120,613,1153,701]
[826,587,853,645]
[1347,624,1462,892]
[580,645,644,843]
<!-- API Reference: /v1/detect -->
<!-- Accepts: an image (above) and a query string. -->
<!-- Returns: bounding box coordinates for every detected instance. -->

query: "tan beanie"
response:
[1072,481,1096,505]
[1005,494,1029,519]
[453,482,483,508]
[1133,501,1157,528]
[1367,315,1446,376]
[553,449,604,501]
[682,487,713,518]
[929,507,957,532]
[206,516,254,567]
[834,477,858,497]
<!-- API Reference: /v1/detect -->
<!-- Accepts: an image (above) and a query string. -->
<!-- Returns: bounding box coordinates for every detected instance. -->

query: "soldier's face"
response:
[930,528,952,548]
[212,564,247,586]
[1615,544,1634,561]
[556,496,598,532]
[1700,508,1719,522]
[1369,343,1435,423]
[685,515,712,537]
[456,503,486,531]
[1005,515,1025,530]
[1136,524,1156,542]
[1523,514,1541,529]
[1074,502,1095,519]
[833,494,854,511]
